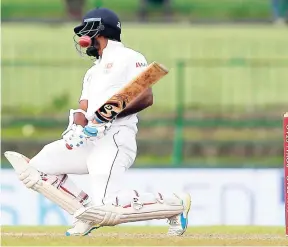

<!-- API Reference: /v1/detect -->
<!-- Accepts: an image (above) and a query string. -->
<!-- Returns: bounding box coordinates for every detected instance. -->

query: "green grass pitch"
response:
[1,226,287,246]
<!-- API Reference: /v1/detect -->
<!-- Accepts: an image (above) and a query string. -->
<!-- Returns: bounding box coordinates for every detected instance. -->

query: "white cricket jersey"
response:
[80,40,148,132]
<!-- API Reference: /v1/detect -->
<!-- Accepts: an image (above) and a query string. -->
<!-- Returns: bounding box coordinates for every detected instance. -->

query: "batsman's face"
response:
[94,36,105,56]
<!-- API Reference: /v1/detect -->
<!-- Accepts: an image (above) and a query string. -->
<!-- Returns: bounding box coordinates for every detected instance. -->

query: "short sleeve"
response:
[79,68,92,102]
[126,52,148,81]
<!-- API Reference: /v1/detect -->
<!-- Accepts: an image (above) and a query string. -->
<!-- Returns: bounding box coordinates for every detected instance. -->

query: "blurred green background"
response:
[1,0,272,20]
[2,0,288,168]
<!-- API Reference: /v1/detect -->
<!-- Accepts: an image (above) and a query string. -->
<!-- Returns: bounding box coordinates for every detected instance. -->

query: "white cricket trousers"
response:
[29,126,137,205]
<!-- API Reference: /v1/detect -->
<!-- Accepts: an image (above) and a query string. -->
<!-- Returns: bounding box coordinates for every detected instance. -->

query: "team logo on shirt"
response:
[103,62,113,74]
[105,63,113,69]
[136,62,147,68]
[95,94,128,122]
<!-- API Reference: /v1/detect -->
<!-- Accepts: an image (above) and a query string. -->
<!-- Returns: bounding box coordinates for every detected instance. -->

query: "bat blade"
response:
[94,61,168,123]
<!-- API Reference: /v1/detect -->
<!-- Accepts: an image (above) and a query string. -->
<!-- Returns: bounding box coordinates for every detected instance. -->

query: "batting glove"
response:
[62,124,89,149]
[83,121,112,140]
[62,122,112,149]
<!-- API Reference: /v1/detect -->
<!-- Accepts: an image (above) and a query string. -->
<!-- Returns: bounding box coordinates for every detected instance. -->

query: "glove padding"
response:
[62,122,112,149]
[62,124,87,149]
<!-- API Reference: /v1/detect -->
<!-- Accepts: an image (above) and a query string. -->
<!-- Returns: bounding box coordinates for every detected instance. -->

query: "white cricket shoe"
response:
[167,193,191,236]
[65,219,99,236]
[66,201,100,236]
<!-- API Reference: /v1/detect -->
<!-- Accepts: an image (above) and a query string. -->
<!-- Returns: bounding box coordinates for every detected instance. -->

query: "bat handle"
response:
[92,118,104,124]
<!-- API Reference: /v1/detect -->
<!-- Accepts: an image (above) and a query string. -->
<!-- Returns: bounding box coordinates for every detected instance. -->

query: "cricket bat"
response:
[92,61,169,124]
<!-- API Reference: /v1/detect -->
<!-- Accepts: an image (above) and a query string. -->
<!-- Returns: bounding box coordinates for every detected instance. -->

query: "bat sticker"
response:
[95,94,128,122]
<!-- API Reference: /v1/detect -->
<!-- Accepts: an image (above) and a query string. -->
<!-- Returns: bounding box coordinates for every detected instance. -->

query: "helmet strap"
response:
[86,37,100,58]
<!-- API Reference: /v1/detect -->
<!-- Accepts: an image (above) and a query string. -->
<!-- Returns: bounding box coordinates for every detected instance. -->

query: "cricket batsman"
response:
[4,8,191,236]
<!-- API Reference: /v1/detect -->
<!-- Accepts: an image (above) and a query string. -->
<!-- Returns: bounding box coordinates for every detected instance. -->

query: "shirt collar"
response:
[94,40,124,64]
[102,40,124,55]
